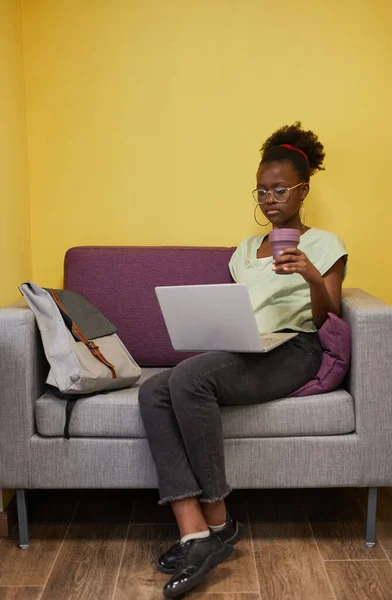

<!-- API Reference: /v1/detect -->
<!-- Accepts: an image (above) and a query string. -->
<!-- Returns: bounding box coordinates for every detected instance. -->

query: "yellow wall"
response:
[0,0,30,511]
[0,0,31,307]
[20,0,392,301]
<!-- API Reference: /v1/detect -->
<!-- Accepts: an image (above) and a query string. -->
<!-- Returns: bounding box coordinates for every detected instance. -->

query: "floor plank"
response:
[0,491,78,586]
[373,488,392,561]
[113,523,177,600]
[249,490,334,600]
[302,488,388,561]
[325,560,392,600]
[0,589,43,600]
[41,491,132,600]
[190,594,261,599]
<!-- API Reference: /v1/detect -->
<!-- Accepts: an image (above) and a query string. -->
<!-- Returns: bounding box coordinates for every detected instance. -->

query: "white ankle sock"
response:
[180,530,210,544]
[209,521,226,532]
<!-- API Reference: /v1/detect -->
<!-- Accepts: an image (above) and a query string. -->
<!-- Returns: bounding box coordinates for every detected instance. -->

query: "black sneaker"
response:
[162,532,233,599]
[157,514,243,574]
[213,513,243,546]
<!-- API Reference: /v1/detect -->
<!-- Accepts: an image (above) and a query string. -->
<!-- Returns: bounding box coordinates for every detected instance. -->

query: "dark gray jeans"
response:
[138,332,323,505]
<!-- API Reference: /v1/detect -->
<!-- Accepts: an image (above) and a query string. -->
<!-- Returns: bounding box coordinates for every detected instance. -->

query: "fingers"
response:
[277,263,306,273]
[279,247,300,255]
[274,254,302,266]
[270,249,317,281]
[274,247,301,261]
[272,252,307,274]
[273,248,304,266]
[273,261,306,274]
[274,255,297,265]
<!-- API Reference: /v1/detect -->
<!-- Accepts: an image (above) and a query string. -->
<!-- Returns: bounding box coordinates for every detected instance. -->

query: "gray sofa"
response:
[1,246,391,549]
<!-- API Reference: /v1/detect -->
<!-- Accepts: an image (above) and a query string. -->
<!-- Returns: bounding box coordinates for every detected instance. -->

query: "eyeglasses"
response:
[252,182,304,204]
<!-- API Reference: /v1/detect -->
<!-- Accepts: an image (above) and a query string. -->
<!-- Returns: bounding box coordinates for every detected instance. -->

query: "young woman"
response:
[139,122,347,599]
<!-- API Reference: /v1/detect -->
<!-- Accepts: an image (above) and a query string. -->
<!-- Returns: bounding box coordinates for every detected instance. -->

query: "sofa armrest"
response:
[341,288,392,443]
[0,306,47,488]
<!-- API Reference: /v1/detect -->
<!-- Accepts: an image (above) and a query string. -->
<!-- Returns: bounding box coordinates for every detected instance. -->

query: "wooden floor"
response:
[0,487,392,600]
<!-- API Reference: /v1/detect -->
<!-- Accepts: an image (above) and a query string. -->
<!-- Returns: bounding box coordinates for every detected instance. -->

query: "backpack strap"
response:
[48,288,117,379]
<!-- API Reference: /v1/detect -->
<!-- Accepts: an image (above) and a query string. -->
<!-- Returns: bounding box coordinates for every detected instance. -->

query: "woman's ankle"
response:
[171,497,208,538]
[201,500,227,527]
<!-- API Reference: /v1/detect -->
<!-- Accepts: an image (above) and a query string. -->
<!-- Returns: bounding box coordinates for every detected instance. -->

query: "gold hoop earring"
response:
[253,204,270,227]
[300,204,306,226]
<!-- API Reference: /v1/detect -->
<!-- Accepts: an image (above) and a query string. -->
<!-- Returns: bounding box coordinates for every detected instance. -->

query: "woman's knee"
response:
[169,356,203,389]
[168,354,222,401]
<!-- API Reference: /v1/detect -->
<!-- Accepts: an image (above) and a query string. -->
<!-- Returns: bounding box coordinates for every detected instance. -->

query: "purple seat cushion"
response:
[289,312,351,397]
[64,246,235,366]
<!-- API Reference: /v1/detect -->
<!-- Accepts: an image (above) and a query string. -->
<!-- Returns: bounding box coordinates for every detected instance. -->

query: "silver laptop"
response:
[155,283,297,353]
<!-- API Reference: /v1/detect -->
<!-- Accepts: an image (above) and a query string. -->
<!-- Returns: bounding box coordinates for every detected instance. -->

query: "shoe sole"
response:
[163,543,233,599]
[158,521,244,574]
[158,562,178,574]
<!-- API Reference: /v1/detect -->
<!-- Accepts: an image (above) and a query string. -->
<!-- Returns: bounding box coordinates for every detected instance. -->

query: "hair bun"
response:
[261,121,325,176]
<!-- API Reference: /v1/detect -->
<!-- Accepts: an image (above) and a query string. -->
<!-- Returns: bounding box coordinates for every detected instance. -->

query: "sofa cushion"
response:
[35,368,355,439]
[64,246,235,367]
[290,312,351,397]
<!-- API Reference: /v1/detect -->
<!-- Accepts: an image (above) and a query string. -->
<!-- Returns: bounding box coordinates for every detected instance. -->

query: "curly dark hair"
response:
[260,121,325,181]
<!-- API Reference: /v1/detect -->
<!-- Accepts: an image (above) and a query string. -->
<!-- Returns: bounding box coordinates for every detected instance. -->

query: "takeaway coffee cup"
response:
[269,228,300,270]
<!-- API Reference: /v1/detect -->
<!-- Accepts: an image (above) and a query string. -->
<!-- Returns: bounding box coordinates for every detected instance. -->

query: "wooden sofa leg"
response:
[365,487,377,547]
[16,490,29,549]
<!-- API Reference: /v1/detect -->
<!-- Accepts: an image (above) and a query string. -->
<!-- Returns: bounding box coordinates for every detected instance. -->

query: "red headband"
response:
[279,144,309,163]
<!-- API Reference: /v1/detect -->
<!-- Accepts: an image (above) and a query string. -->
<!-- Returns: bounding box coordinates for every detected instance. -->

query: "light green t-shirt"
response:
[229,228,348,334]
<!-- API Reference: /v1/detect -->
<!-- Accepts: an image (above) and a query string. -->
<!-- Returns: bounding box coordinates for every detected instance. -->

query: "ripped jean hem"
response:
[199,486,232,503]
[158,489,203,506]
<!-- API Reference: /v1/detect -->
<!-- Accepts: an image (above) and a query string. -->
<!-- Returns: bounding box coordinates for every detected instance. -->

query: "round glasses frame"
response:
[252,182,304,204]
